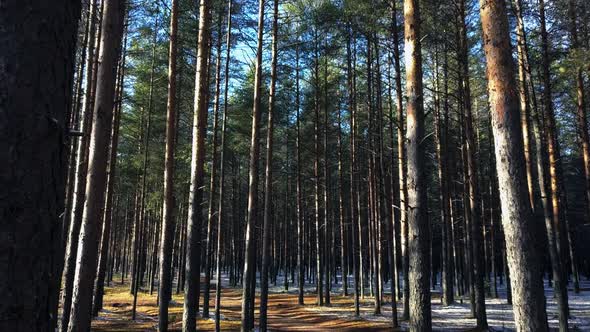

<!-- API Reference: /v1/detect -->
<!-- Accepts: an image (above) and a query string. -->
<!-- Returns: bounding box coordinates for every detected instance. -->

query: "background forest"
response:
[2,0,590,331]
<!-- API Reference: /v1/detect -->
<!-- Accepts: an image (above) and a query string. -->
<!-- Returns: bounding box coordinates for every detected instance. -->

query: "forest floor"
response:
[91,275,590,331]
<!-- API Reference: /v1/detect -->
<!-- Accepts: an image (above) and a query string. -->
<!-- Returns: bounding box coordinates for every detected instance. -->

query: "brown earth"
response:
[91,280,400,331]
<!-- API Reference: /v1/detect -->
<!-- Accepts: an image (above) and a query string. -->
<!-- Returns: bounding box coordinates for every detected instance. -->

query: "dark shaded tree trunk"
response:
[240,0,265,328]
[203,8,224,319]
[214,2,233,329]
[0,0,80,330]
[92,39,126,316]
[457,1,487,327]
[296,40,305,306]
[260,1,278,328]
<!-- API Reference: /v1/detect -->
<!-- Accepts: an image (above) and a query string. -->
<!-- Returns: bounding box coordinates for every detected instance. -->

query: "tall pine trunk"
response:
[240,0,265,328]
[158,0,179,329]
[259,0,278,329]
[67,0,126,329]
[183,0,212,328]
[403,0,431,330]
[478,0,549,330]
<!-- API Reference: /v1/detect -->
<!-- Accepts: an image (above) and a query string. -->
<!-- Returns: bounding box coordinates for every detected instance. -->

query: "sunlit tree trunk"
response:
[67,0,126,329]
[184,0,213,328]
[479,0,549,330]
[158,0,179,329]
[403,0,431,330]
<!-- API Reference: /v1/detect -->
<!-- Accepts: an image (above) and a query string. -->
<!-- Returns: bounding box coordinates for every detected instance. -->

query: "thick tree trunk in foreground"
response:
[479,0,549,331]
[158,0,179,329]
[67,0,126,330]
[0,1,79,331]
[241,0,265,328]
[403,0,431,330]
[184,0,212,329]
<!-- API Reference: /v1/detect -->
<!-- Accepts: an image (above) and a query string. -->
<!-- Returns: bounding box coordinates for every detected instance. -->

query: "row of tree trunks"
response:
[61,1,102,329]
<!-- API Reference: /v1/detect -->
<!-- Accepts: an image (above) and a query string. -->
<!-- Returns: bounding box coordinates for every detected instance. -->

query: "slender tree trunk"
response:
[92,38,127,316]
[478,1,549,330]
[296,40,306,306]
[403,1,431,330]
[458,1,487,326]
[337,92,348,298]
[313,29,324,307]
[391,0,410,318]
[260,2,278,329]
[513,0,536,212]
[568,0,584,294]
[539,1,571,329]
[323,40,332,306]
[203,9,224,319]
[183,0,213,328]
[158,0,179,329]
[240,0,265,328]
[67,0,126,329]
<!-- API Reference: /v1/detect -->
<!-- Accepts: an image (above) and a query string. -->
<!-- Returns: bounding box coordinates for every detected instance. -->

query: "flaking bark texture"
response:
[479,0,549,331]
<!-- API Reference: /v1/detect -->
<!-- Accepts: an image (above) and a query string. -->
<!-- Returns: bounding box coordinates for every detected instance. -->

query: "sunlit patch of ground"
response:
[91,278,395,331]
[90,276,590,331]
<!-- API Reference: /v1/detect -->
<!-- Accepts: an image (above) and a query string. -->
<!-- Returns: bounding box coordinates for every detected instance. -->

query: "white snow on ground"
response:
[240,271,590,331]
[203,270,590,330]
[365,277,590,330]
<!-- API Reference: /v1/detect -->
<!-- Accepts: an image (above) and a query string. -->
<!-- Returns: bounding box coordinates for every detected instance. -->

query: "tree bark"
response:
[158,0,179,329]
[403,0,431,330]
[478,0,549,330]
[260,1,279,328]
[240,0,265,328]
[61,2,101,328]
[67,0,126,329]
[214,2,233,329]
[203,9,224,319]
[0,0,80,330]
[183,0,212,328]
[457,1,487,326]
[92,40,126,316]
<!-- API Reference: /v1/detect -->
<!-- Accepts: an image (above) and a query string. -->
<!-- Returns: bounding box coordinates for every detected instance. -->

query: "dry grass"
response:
[91,280,397,331]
